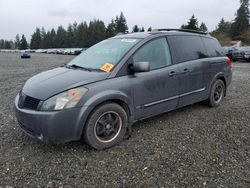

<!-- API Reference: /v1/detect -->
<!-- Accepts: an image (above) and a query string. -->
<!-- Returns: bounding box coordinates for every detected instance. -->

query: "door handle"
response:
[168,71,177,77]
[183,68,190,73]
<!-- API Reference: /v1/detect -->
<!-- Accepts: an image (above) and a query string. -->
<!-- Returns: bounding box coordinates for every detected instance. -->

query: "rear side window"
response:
[202,37,224,57]
[168,35,207,63]
[133,38,172,70]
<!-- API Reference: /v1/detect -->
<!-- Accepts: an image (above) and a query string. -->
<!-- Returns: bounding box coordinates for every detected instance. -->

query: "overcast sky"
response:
[0,0,240,41]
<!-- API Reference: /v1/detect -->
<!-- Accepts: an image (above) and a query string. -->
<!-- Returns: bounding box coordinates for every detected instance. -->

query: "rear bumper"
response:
[15,94,92,144]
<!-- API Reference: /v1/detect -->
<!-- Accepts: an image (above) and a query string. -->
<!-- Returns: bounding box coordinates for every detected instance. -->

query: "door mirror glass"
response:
[131,61,150,73]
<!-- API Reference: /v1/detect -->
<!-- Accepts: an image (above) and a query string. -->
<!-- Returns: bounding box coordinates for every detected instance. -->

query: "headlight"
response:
[41,87,88,111]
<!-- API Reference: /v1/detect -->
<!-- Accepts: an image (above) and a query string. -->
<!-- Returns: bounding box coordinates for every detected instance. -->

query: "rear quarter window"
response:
[167,35,207,63]
[202,37,224,57]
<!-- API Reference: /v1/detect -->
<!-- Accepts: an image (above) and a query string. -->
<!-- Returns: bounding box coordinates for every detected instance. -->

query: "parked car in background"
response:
[71,48,84,55]
[241,46,250,62]
[223,46,235,60]
[21,53,31,59]
[15,29,232,150]
[62,49,70,55]
[74,49,83,55]
[232,47,245,61]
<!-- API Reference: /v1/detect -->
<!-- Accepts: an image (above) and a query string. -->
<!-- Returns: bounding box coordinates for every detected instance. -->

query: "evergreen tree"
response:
[231,0,250,38]
[212,18,232,36]
[67,24,74,48]
[43,29,56,49]
[0,39,4,49]
[140,27,145,32]
[76,22,88,47]
[30,28,42,49]
[199,22,208,32]
[19,35,28,50]
[181,15,199,30]
[114,12,128,33]
[9,40,15,49]
[217,18,231,34]
[56,25,68,48]
[50,29,57,48]
[147,27,152,32]
[40,27,47,49]
[106,19,116,37]
[72,22,78,47]
[211,18,232,46]
[87,19,106,47]
[15,34,20,49]
[4,41,11,49]
[132,25,139,32]
[44,31,51,48]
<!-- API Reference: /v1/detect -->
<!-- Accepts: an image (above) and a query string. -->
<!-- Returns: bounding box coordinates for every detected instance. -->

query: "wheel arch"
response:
[210,72,227,96]
[77,91,134,139]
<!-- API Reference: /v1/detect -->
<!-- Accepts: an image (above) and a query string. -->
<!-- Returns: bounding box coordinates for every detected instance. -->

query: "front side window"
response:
[68,38,140,72]
[133,38,172,70]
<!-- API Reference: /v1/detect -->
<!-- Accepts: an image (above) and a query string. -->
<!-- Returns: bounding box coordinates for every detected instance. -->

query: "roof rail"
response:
[152,28,207,35]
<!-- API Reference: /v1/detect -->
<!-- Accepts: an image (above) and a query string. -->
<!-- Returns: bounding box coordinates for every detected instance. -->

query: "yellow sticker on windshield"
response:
[100,63,114,72]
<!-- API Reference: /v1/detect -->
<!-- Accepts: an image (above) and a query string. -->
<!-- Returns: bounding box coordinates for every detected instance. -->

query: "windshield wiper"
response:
[66,64,92,72]
[90,68,106,72]
[65,64,107,73]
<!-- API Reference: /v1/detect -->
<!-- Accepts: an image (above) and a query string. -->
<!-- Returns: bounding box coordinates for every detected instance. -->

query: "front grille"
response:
[18,92,40,110]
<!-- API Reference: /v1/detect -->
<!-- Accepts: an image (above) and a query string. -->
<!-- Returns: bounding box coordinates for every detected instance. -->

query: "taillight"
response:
[226,57,232,69]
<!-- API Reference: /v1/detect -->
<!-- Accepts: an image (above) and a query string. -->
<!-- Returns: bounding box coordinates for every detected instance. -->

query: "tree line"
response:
[0,0,249,50]
[211,0,250,45]
[180,0,249,45]
[1,12,129,50]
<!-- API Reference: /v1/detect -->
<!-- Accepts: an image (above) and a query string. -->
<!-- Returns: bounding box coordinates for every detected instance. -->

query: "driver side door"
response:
[130,37,180,120]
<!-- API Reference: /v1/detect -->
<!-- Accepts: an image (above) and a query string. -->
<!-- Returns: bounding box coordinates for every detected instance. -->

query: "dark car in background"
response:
[21,53,31,59]
[15,29,232,150]
[232,46,250,62]
[241,46,250,62]
[223,46,235,60]
[232,47,245,61]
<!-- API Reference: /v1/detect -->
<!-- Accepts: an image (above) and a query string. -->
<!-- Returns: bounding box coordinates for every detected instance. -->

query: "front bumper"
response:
[15,94,92,144]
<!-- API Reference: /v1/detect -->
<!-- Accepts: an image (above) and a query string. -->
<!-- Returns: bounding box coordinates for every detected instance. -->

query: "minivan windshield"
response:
[68,38,140,72]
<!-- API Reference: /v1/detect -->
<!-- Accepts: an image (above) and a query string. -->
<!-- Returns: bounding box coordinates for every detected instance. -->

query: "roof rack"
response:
[151,28,207,35]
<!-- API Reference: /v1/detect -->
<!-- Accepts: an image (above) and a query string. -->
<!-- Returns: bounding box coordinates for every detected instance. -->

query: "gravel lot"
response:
[0,52,249,187]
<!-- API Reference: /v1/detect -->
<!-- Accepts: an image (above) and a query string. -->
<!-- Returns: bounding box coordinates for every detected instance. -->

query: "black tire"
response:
[208,79,225,107]
[83,103,128,150]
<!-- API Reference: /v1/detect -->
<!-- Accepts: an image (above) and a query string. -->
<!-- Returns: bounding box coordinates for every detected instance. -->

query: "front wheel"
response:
[83,103,128,150]
[208,79,225,107]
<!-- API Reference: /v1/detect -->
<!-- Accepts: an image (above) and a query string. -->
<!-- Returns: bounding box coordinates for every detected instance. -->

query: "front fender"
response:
[75,90,134,139]
[83,90,132,109]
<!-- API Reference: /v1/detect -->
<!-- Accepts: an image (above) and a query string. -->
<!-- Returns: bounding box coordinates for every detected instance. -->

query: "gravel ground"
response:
[0,52,249,187]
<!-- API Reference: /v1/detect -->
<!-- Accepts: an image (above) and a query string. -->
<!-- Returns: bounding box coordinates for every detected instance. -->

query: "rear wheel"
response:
[83,103,128,150]
[208,79,225,107]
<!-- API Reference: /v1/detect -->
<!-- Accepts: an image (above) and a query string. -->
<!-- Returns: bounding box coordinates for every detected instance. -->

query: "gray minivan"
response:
[15,29,232,150]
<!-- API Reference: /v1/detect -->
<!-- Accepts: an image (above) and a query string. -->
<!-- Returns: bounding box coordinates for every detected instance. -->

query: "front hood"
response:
[22,67,109,100]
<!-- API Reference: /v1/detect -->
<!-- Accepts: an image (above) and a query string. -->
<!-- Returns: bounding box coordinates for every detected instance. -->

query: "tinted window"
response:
[133,38,172,70]
[168,35,207,63]
[203,37,224,57]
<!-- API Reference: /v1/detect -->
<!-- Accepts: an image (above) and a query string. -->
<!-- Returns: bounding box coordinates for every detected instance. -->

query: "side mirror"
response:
[130,61,150,73]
